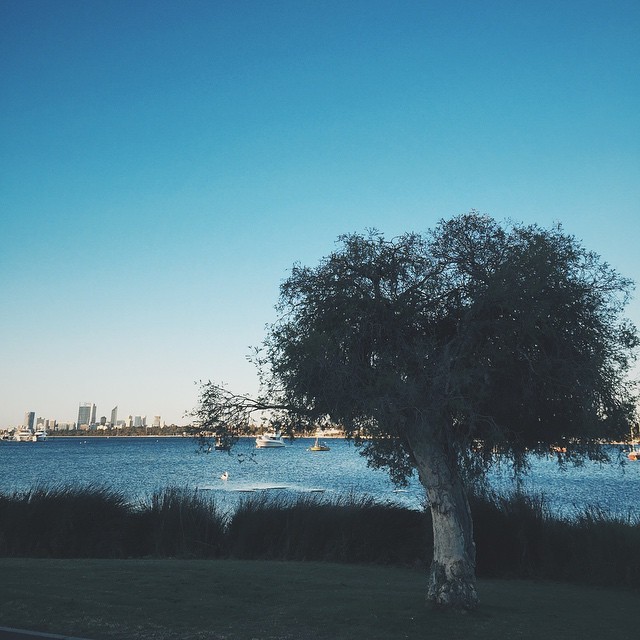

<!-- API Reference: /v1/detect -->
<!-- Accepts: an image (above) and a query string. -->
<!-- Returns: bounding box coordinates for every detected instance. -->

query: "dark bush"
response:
[226,492,429,565]
[1,484,638,589]
[0,484,130,558]
[133,487,227,558]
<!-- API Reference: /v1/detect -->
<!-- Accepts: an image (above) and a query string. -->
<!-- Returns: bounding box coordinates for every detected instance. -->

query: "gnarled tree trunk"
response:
[409,430,478,610]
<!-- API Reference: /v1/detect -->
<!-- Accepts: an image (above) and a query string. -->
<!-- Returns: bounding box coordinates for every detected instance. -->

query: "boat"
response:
[34,429,47,442]
[214,437,231,451]
[220,471,229,481]
[13,427,37,442]
[255,431,286,448]
[309,437,330,452]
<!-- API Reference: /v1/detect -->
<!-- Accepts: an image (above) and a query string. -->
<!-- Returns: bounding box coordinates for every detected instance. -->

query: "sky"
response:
[1,0,639,427]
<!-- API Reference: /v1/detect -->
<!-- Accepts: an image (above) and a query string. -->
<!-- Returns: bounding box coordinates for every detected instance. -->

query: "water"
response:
[0,436,426,513]
[1,436,638,518]
[487,448,640,519]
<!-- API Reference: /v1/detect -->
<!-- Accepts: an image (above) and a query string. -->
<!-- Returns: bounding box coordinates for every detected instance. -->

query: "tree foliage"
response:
[195,212,638,608]
[254,214,637,480]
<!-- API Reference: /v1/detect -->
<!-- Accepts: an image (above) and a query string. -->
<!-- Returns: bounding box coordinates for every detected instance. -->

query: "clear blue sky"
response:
[1,0,638,427]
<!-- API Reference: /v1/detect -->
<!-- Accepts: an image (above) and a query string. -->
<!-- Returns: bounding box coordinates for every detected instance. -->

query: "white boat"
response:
[255,431,286,448]
[13,427,36,442]
[34,429,47,442]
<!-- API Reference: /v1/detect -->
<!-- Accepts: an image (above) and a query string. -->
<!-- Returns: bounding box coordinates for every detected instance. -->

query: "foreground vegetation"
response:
[1,485,638,591]
[0,558,638,640]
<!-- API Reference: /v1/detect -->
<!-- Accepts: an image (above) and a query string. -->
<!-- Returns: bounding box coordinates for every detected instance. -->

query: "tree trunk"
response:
[409,431,478,610]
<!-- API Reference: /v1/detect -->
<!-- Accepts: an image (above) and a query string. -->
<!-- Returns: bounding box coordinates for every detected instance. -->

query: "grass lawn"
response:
[0,559,636,640]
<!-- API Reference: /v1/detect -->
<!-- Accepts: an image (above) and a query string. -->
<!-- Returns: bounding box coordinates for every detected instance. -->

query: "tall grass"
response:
[226,492,428,564]
[471,488,640,587]
[133,487,227,558]
[0,484,131,558]
[0,484,638,589]
[471,489,551,578]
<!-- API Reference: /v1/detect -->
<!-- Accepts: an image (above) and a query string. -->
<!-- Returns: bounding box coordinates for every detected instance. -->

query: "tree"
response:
[196,213,638,609]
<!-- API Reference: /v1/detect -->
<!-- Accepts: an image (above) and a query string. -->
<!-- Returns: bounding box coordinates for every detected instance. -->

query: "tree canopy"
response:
[196,212,638,608]
[261,214,637,474]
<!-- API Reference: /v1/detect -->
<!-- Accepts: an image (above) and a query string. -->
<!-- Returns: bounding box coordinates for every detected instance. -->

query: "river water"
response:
[0,436,638,519]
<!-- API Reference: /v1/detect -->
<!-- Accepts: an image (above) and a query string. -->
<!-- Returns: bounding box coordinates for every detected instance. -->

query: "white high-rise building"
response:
[110,406,118,427]
[77,402,95,428]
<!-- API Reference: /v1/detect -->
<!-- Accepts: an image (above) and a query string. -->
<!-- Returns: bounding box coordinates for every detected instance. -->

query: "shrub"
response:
[1,484,638,590]
[0,484,131,558]
[471,489,550,578]
[133,487,227,558]
[226,492,429,565]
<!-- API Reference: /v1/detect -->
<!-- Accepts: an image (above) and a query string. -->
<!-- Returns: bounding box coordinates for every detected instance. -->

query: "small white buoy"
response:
[220,471,229,481]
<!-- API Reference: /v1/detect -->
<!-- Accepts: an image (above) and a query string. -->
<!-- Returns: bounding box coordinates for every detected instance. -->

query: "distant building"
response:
[110,406,118,427]
[23,411,35,432]
[77,402,95,428]
[134,416,142,428]
[152,415,161,429]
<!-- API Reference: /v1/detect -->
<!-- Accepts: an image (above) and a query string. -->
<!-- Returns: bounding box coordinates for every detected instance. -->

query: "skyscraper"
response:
[23,411,35,431]
[77,402,95,428]
[110,406,118,427]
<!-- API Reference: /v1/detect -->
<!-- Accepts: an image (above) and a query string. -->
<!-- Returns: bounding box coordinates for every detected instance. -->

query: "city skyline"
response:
[1,1,638,426]
[2,401,173,431]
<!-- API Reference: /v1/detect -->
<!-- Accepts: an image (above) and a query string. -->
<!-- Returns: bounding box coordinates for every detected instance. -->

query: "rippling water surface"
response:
[1,436,638,517]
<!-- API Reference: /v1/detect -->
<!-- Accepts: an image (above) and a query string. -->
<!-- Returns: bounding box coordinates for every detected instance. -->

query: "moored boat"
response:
[255,431,286,448]
[13,427,37,442]
[309,437,330,452]
[214,437,231,451]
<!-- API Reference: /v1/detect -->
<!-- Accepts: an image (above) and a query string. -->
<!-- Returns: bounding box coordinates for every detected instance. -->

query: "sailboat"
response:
[309,437,330,452]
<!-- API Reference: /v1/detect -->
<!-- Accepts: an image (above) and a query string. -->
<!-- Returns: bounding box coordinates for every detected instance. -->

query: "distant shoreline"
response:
[44,433,346,439]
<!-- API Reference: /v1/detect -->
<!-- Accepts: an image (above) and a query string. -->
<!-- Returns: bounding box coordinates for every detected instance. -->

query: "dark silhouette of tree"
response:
[195,212,638,609]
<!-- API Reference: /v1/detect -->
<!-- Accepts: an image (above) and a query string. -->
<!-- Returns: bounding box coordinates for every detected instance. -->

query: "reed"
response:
[471,489,550,578]
[0,484,131,558]
[226,492,429,564]
[542,506,640,586]
[133,487,227,558]
[0,484,638,589]
[470,488,640,588]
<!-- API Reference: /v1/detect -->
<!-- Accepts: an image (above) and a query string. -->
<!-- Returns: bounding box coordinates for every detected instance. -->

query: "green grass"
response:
[0,558,637,640]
